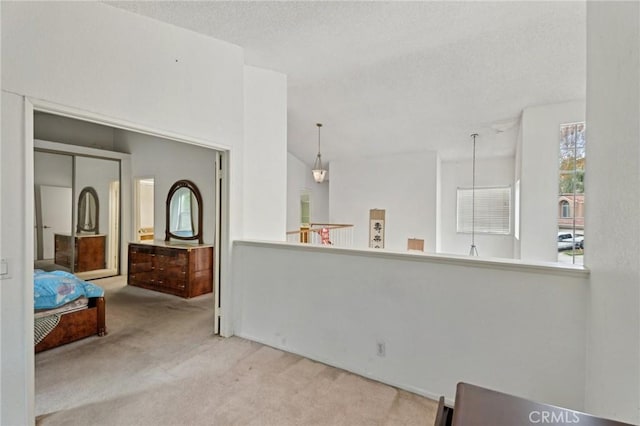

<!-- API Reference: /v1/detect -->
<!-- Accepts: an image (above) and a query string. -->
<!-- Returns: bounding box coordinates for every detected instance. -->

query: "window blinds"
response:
[457,186,511,235]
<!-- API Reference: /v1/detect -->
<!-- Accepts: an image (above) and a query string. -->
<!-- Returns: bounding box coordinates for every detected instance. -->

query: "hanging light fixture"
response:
[469,133,479,256]
[312,123,327,183]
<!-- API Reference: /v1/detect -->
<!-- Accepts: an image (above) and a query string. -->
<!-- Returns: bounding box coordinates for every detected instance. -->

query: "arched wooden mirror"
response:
[165,179,203,244]
[77,186,99,234]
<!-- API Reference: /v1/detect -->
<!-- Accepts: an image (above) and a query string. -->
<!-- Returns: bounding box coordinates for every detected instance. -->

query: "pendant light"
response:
[469,133,479,256]
[312,123,327,183]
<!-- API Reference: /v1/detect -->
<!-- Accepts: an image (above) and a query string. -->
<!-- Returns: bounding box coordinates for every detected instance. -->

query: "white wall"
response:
[439,156,515,258]
[113,130,218,245]
[233,241,588,410]
[312,176,330,225]
[3,2,244,145]
[34,112,115,151]
[286,153,329,232]
[584,2,640,423]
[1,2,250,423]
[519,100,585,262]
[1,92,35,426]
[330,151,439,252]
[243,66,287,241]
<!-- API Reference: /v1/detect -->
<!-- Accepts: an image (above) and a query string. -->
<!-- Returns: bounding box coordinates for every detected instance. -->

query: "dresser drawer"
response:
[129,262,153,273]
[154,254,186,267]
[129,271,154,286]
[151,276,186,290]
[130,243,154,252]
[155,246,186,258]
[129,245,154,272]
[155,261,187,275]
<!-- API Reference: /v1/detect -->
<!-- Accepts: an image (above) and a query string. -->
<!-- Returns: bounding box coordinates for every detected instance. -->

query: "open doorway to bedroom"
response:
[32,110,224,340]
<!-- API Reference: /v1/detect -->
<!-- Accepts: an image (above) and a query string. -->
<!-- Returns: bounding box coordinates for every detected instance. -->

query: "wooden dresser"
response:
[55,233,106,272]
[127,241,213,298]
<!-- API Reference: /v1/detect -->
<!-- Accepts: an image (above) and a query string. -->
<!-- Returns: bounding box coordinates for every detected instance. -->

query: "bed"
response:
[34,270,107,353]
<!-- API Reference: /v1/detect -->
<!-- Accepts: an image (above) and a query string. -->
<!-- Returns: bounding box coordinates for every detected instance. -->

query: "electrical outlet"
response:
[376,341,386,357]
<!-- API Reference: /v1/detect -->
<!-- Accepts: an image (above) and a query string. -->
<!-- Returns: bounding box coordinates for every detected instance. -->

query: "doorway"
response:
[26,99,230,426]
[33,110,224,329]
[134,177,154,242]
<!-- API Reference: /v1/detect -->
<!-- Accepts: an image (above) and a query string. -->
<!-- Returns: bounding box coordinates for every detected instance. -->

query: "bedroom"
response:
[31,110,223,343]
[1,1,639,425]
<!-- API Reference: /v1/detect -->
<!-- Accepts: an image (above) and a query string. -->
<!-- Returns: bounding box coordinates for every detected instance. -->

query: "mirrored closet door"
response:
[34,150,120,279]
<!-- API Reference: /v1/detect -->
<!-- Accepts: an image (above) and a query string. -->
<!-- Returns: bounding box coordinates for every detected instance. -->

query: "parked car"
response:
[558,232,584,251]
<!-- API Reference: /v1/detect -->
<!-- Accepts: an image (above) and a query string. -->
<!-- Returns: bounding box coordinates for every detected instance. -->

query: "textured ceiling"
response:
[105,1,586,164]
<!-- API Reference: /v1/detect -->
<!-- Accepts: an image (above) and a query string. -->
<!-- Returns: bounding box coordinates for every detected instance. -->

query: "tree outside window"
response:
[558,122,585,265]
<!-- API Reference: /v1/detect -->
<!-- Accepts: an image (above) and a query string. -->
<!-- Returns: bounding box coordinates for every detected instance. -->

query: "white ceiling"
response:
[105,1,586,164]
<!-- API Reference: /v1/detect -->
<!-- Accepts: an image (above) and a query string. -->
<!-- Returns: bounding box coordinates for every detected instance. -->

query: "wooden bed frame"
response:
[35,296,107,353]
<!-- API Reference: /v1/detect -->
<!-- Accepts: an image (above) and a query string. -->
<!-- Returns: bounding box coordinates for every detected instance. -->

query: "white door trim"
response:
[29,97,232,151]
[214,153,222,334]
[108,180,120,273]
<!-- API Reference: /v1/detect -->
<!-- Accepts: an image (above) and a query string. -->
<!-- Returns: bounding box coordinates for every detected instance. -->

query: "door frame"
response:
[24,96,231,334]
[133,176,155,243]
[108,179,120,273]
[34,142,126,278]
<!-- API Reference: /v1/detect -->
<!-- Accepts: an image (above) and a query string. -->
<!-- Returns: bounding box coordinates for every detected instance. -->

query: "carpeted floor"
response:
[35,276,438,425]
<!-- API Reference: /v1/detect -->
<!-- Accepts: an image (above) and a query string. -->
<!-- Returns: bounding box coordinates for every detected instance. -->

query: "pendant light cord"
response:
[472,133,476,247]
[469,133,478,256]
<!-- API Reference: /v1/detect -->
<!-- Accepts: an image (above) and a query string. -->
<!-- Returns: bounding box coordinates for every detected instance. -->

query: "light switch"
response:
[0,258,9,279]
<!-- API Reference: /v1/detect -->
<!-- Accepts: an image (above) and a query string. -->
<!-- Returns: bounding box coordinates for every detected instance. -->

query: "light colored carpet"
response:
[36,276,438,426]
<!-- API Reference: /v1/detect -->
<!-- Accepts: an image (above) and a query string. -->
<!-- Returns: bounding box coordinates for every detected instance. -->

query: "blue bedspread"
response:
[34,270,104,310]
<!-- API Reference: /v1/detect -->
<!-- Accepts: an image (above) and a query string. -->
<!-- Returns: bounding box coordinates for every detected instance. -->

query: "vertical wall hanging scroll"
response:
[369,209,386,249]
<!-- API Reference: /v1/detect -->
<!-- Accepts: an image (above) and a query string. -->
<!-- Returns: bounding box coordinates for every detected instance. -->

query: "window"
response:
[300,192,310,226]
[457,186,511,235]
[171,189,194,232]
[558,122,585,265]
